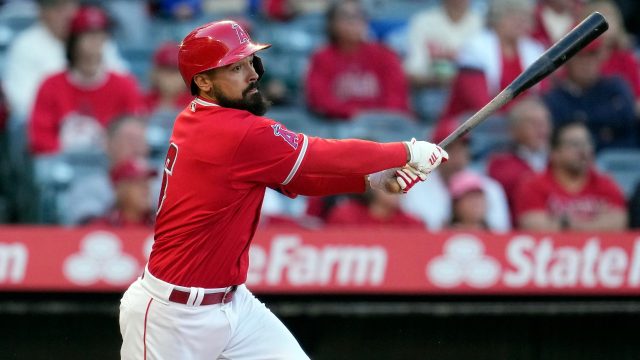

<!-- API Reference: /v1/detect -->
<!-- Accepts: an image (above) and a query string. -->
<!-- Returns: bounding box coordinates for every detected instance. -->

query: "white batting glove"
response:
[404,138,449,174]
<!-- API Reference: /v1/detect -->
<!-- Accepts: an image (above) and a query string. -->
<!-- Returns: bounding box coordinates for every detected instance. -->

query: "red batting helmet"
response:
[178,20,271,90]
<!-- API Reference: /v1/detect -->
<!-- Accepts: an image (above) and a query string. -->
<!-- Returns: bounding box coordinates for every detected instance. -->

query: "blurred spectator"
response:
[439,0,545,120]
[447,171,488,230]
[401,120,511,232]
[260,0,331,21]
[530,0,578,47]
[262,0,297,21]
[612,0,640,41]
[403,0,483,88]
[104,0,152,48]
[584,0,640,114]
[305,0,411,120]
[145,41,193,115]
[326,190,424,227]
[91,158,156,227]
[63,116,149,225]
[514,121,626,232]
[542,37,637,151]
[28,5,144,155]
[2,0,129,121]
[629,181,640,229]
[148,0,202,20]
[487,97,551,222]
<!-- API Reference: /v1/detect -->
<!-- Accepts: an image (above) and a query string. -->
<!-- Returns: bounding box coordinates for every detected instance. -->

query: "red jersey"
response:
[513,167,625,225]
[601,47,640,98]
[487,152,537,223]
[305,42,411,119]
[149,97,407,287]
[29,71,143,154]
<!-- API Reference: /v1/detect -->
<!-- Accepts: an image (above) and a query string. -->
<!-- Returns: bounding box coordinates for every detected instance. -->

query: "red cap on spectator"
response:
[110,159,157,184]
[154,42,180,68]
[449,171,484,200]
[70,6,110,34]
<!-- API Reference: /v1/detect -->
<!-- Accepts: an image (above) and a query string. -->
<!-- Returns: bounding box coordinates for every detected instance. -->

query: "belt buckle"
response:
[221,286,231,304]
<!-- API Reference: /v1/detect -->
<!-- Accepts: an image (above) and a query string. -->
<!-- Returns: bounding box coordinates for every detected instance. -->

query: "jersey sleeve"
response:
[231,118,308,186]
[276,174,366,197]
[299,136,407,176]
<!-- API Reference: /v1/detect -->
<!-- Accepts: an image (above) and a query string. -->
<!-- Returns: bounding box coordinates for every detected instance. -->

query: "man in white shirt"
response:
[403,0,483,87]
[2,0,128,122]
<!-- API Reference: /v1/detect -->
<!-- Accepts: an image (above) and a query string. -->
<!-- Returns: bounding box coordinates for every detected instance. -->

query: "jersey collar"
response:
[193,97,220,107]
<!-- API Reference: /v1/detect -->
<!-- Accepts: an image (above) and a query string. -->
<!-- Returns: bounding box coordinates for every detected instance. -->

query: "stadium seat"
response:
[467,114,511,160]
[340,110,424,142]
[33,152,108,223]
[0,1,38,34]
[595,148,640,198]
[412,88,450,124]
[119,45,156,87]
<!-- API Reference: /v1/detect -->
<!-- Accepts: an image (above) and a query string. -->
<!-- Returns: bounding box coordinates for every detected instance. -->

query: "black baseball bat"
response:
[437,11,609,148]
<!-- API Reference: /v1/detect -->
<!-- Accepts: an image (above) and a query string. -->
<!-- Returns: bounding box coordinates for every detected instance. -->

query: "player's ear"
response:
[193,72,214,94]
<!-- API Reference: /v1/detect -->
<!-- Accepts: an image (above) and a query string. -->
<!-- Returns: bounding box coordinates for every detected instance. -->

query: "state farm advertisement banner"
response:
[1,226,640,295]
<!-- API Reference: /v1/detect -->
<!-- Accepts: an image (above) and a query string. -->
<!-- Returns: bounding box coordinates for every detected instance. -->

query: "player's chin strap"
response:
[253,55,264,80]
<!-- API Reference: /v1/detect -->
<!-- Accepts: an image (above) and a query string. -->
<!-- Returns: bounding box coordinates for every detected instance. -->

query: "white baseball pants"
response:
[119,269,310,360]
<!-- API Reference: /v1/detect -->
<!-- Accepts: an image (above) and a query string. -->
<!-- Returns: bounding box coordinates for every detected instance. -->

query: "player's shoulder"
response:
[181,99,280,132]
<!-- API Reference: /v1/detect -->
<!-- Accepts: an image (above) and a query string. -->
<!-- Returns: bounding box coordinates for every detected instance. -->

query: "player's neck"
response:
[198,93,219,104]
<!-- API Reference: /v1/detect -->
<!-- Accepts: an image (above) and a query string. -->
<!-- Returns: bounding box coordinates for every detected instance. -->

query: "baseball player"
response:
[119,20,448,359]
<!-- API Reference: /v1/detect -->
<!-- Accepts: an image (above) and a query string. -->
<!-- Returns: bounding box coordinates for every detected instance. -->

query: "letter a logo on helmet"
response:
[232,23,249,44]
[178,20,271,90]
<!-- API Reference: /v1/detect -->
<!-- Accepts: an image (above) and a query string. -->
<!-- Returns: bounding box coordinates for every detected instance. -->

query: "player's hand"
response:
[404,138,449,174]
[368,166,427,194]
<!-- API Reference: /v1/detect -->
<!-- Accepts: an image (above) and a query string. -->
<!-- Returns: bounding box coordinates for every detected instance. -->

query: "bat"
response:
[387,11,609,193]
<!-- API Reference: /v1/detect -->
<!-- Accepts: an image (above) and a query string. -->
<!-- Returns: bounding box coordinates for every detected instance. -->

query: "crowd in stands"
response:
[0,0,639,232]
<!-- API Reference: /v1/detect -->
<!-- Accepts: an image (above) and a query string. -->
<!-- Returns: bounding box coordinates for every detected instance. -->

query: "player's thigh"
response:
[120,280,232,360]
[219,286,309,360]
[120,279,148,358]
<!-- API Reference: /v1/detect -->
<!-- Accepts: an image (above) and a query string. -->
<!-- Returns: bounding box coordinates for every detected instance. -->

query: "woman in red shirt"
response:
[305,0,411,120]
[29,6,144,155]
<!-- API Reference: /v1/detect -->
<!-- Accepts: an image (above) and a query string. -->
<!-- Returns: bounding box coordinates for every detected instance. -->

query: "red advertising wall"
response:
[1,226,640,295]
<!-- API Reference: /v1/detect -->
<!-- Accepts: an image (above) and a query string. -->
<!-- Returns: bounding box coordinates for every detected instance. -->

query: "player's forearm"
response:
[300,137,408,176]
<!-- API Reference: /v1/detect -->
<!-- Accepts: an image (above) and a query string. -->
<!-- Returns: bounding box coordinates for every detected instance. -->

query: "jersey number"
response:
[157,143,178,215]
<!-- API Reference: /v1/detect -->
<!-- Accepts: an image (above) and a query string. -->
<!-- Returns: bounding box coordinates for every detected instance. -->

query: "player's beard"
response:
[211,82,271,116]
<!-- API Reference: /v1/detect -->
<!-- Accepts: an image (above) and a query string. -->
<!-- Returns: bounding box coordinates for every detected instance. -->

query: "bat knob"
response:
[385,178,403,193]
